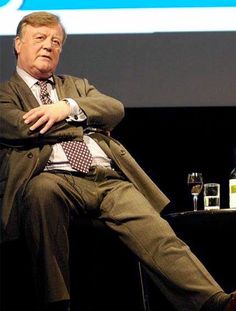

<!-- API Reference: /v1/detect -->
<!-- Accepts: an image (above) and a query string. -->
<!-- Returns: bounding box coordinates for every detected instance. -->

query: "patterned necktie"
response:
[38,80,93,173]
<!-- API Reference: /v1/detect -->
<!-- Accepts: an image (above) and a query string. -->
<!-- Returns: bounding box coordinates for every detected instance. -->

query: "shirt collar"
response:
[16,66,54,88]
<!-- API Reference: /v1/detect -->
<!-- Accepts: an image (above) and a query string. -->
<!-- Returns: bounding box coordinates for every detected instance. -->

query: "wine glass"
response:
[187,172,203,211]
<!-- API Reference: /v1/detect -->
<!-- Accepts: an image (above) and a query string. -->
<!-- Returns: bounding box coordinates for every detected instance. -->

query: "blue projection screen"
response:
[0,0,236,35]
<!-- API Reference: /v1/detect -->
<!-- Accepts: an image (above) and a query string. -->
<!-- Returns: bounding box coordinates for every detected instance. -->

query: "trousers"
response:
[21,166,223,310]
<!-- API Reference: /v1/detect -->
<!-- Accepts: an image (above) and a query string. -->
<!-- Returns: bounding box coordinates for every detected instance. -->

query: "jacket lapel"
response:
[54,75,64,100]
[10,73,40,110]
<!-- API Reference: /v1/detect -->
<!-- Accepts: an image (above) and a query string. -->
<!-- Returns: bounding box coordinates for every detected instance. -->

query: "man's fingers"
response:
[29,115,50,131]
[23,107,45,124]
[23,107,42,119]
[39,120,54,134]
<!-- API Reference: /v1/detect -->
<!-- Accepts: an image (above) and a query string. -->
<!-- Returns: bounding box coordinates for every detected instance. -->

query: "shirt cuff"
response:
[64,98,87,122]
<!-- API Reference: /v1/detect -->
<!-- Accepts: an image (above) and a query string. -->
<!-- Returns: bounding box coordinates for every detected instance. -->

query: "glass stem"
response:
[193,195,198,211]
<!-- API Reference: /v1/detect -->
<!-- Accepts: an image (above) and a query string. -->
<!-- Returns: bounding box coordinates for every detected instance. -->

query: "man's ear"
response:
[14,36,22,55]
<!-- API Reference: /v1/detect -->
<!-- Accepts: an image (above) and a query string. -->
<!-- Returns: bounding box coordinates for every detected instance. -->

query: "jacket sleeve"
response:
[0,82,83,148]
[63,76,125,131]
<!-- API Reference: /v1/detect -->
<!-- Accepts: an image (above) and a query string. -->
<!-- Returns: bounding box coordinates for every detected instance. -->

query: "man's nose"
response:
[42,38,53,50]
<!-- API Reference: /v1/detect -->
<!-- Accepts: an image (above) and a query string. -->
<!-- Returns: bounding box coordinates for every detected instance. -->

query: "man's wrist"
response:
[62,98,69,105]
[61,98,71,116]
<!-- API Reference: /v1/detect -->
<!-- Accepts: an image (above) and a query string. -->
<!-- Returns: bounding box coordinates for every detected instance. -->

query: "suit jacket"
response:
[0,73,169,242]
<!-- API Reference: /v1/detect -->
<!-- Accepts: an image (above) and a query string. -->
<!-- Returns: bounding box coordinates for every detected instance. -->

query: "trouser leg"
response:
[21,173,73,307]
[98,180,223,311]
[19,167,224,311]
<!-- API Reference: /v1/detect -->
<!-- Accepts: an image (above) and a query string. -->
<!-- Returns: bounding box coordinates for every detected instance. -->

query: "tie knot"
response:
[37,79,49,88]
[38,80,47,85]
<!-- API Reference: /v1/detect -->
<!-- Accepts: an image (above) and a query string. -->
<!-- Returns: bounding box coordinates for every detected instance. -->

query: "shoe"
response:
[225,291,236,311]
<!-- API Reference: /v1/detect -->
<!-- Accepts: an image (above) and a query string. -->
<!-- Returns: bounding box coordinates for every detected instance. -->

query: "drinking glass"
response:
[187,172,203,211]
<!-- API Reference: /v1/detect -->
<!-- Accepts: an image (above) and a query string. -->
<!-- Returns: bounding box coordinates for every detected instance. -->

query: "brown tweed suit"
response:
[0,73,223,310]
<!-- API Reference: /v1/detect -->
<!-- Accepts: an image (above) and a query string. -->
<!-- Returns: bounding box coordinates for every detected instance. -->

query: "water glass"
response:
[204,183,220,210]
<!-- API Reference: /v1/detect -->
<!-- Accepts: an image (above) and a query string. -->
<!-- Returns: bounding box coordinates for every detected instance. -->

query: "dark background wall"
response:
[1,32,236,107]
[1,33,235,213]
[112,106,235,214]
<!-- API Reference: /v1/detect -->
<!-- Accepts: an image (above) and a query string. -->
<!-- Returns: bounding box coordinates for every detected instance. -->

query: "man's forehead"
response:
[24,24,63,36]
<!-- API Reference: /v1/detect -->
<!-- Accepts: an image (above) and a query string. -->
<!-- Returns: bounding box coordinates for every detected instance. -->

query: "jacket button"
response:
[120,149,126,156]
[27,152,33,158]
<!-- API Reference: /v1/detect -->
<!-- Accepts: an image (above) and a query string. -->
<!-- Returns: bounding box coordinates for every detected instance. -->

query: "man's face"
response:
[15,23,64,79]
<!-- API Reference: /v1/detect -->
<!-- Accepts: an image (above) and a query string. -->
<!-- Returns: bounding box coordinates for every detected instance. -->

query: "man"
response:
[0,11,235,311]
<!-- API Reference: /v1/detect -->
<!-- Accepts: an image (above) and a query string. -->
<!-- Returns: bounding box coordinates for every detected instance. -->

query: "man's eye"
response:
[52,40,61,47]
[35,36,44,41]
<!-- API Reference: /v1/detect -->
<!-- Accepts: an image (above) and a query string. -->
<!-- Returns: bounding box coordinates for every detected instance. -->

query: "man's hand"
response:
[23,101,71,134]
